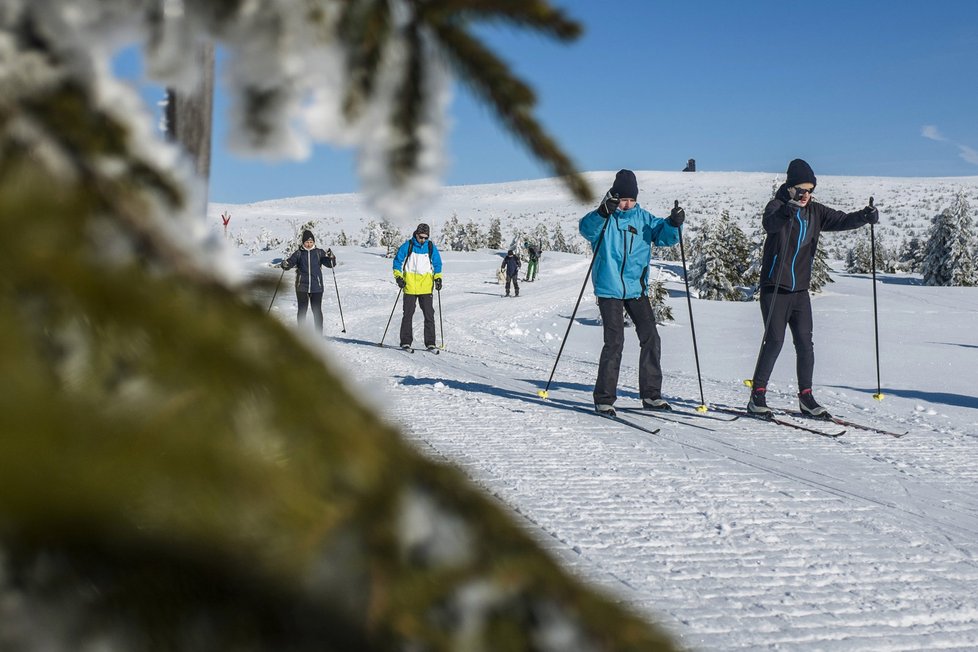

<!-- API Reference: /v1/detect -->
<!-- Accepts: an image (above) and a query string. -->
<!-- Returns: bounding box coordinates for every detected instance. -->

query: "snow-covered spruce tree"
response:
[647,277,674,324]
[687,213,745,301]
[922,193,978,286]
[810,242,834,293]
[440,212,466,250]
[360,219,384,247]
[0,3,676,651]
[379,218,402,256]
[551,223,570,252]
[897,235,926,272]
[487,216,503,249]
[464,220,487,250]
[845,230,894,274]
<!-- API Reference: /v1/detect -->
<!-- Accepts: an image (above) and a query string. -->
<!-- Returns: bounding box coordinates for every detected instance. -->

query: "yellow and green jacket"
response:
[392,237,443,295]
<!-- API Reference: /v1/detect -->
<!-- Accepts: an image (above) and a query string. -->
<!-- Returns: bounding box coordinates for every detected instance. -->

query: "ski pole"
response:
[868,197,883,400]
[436,286,445,349]
[267,265,287,314]
[330,261,346,333]
[538,217,612,399]
[379,288,402,346]
[676,200,707,412]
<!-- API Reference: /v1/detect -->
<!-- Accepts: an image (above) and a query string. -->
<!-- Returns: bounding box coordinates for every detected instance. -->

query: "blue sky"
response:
[115,1,978,203]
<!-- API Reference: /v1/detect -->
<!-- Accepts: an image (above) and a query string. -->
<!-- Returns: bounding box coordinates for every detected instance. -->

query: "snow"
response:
[220,174,978,650]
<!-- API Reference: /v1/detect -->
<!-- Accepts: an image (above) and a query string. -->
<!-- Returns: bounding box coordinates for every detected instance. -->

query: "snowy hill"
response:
[211,171,978,258]
[215,173,978,650]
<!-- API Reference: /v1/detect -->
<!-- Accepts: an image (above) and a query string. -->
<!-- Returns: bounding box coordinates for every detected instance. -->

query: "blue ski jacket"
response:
[392,237,443,295]
[579,204,680,299]
[761,184,872,292]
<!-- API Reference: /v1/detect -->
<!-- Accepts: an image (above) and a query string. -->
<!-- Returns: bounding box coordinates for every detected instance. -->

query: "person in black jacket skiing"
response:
[501,250,521,296]
[747,159,879,417]
[281,229,336,335]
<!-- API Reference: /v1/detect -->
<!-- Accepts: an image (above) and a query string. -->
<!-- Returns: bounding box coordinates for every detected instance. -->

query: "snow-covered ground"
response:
[220,175,978,651]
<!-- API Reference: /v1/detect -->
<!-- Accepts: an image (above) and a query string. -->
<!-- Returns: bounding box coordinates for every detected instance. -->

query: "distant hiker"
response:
[579,169,685,416]
[280,229,336,335]
[392,223,443,351]
[501,250,521,296]
[525,245,540,281]
[747,158,879,418]
[682,158,696,172]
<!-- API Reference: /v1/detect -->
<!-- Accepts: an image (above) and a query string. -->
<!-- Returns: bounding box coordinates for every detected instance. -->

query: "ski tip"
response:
[743,379,753,388]
[537,390,549,400]
[696,405,708,413]
[873,393,885,401]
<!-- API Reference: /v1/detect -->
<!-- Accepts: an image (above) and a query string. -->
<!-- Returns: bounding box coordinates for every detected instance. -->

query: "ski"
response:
[567,405,662,436]
[789,413,908,438]
[712,407,845,438]
[618,407,718,432]
[423,347,441,355]
[667,406,740,422]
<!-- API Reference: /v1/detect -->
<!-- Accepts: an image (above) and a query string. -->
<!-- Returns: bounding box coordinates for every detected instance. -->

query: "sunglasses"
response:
[793,186,813,196]
[417,235,428,240]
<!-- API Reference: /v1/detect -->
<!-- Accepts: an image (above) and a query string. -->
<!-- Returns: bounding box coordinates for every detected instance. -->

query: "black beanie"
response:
[415,223,430,237]
[611,169,639,199]
[786,159,817,188]
[301,229,315,243]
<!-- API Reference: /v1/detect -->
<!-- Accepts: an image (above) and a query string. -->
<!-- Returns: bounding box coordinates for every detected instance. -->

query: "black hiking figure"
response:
[501,250,521,297]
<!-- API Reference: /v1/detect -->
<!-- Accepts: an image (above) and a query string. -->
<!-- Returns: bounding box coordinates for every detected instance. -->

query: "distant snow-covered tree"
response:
[897,235,926,273]
[379,218,402,257]
[922,194,978,286]
[360,220,383,248]
[810,242,834,293]
[551,224,570,252]
[440,213,465,251]
[845,230,894,274]
[487,216,503,249]
[647,277,674,324]
[464,220,487,250]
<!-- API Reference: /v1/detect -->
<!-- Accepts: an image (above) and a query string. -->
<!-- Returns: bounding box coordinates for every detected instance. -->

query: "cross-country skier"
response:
[280,230,336,335]
[392,223,443,352]
[525,244,540,281]
[501,250,521,296]
[747,158,879,417]
[579,169,685,416]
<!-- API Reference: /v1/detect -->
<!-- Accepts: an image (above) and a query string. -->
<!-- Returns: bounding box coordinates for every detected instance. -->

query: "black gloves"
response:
[280,261,291,270]
[434,277,443,291]
[668,200,685,228]
[596,189,620,218]
[863,197,879,225]
[396,276,406,289]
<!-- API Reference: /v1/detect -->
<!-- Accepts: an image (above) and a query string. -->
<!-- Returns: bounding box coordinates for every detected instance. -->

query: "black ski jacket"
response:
[760,184,871,292]
[282,247,336,293]
[501,254,521,277]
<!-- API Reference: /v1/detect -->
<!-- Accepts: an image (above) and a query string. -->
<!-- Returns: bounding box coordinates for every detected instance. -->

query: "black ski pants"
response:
[296,290,324,334]
[505,273,520,295]
[400,293,435,348]
[751,287,815,391]
[594,297,662,406]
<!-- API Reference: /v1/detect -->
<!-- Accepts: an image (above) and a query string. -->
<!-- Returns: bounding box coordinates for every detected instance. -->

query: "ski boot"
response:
[747,387,773,416]
[798,389,829,418]
[642,397,672,411]
[595,404,617,417]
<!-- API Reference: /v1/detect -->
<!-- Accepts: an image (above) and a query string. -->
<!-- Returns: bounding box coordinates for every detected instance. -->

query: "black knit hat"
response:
[301,229,315,243]
[611,169,639,199]
[786,159,817,188]
[415,223,430,237]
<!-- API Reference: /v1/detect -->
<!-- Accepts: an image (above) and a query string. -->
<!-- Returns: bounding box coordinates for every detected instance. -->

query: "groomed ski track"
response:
[273,247,978,651]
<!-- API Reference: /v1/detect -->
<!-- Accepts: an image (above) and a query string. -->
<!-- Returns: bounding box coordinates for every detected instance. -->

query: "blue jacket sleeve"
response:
[392,240,410,274]
[649,216,681,247]
[579,210,607,245]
